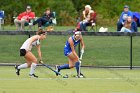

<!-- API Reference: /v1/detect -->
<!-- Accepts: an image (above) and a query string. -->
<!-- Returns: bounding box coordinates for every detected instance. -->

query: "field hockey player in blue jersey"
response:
[55,31,85,78]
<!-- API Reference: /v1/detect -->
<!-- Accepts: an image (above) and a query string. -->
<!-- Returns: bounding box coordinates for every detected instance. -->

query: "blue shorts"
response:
[64,49,72,56]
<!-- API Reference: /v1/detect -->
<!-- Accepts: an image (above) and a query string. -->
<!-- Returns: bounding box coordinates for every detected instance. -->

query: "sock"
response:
[18,63,28,69]
[75,62,81,75]
[58,64,70,70]
[29,63,37,75]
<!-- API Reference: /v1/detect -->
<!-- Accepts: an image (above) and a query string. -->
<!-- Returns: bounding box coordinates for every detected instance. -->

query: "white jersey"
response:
[20,37,40,51]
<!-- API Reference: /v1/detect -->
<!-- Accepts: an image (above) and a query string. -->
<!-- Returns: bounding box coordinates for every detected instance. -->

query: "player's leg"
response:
[55,60,70,76]
[67,54,84,78]
[59,52,77,68]
[69,54,84,77]
[15,49,29,75]
[55,52,76,76]
[72,56,81,77]
[24,51,38,78]
[56,63,70,72]
[56,52,79,69]
[15,59,31,76]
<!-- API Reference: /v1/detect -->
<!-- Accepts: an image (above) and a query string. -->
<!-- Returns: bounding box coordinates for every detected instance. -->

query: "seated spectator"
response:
[133,12,140,27]
[75,5,96,31]
[0,10,4,30]
[0,10,4,19]
[120,16,138,32]
[32,8,55,29]
[117,5,133,31]
[14,5,35,31]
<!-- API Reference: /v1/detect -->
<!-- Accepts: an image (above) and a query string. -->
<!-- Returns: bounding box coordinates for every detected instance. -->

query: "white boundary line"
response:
[0,77,139,81]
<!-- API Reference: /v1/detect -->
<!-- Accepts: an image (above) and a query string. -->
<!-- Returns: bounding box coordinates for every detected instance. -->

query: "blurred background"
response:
[1,0,140,27]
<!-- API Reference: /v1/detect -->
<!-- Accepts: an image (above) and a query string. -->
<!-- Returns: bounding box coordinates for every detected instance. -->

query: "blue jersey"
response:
[64,36,80,56]
[119,11,133,23]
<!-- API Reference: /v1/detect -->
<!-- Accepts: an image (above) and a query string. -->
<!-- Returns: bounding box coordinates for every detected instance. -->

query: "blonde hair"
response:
[85,5,91,10]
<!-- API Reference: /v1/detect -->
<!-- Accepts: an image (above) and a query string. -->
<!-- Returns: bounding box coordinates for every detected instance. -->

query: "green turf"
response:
[0,25,75,31]
[0,35,140,66]
[0,66,139,93]
[0,25,119,32]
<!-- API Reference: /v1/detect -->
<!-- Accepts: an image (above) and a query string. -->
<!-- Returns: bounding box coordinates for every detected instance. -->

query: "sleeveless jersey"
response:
[20,37,40,51]
[64,36,80,56]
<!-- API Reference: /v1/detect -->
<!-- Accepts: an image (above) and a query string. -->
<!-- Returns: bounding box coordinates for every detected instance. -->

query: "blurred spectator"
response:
[75,5,96,31]
[120,16,138,32]
[14,5,35,31]
[117,5,133,31]
[31,8,55,29]
[0,10,4,19]
[133,12,140,27]
[0,10,4,30]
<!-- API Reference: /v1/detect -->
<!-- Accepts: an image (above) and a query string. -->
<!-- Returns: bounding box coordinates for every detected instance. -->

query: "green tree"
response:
[47,0,77,26]
[0,0,77,26]
[1,0,140,26]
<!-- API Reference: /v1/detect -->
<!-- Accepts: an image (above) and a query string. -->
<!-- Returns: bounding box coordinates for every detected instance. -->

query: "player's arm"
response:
[80,36,85,50]
[32,35,43,63]
[68,37,79,59]
[79,36,85,60]
[36,44,42,61]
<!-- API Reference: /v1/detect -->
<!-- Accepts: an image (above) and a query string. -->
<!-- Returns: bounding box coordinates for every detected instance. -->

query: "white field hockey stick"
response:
[78,52,84,77]
[79,52,84,60]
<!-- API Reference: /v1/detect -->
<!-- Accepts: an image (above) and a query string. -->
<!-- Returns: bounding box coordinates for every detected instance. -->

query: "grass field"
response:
[0,30,140,93]
[0,35,140,66]
[0,66,140,93]
[0,25,75,31]
[0,25,119,32]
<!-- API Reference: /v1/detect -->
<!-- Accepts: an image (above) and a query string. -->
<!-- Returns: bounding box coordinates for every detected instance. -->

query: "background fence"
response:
[0,31,140,69]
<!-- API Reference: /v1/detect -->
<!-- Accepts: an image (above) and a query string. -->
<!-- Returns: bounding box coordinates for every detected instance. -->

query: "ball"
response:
[63,74,68,78]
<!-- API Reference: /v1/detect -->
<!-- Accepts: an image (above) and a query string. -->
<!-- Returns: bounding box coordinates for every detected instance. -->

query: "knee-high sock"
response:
[29,63,37,75]
[58,64,70,71]
[75,62,81,75]
[18,63,28,69]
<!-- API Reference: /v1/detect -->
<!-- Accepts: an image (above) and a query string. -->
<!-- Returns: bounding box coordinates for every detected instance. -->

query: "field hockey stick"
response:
[41,63,60,75]
[79,52,84,60]
[41,63,68,78]
[78,52,84,77]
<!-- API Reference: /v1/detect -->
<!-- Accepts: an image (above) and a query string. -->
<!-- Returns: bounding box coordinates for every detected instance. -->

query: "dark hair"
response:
[37,29,46,35]
[46,8,51,11]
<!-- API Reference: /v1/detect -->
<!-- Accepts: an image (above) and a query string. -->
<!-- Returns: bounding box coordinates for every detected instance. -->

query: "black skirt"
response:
[20,49,26,56]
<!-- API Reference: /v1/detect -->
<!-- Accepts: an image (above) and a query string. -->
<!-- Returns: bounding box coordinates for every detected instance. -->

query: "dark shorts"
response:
[20,49,26,56]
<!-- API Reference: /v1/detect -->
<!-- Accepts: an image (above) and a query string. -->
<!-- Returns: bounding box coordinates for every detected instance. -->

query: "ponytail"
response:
[36,28,46,35]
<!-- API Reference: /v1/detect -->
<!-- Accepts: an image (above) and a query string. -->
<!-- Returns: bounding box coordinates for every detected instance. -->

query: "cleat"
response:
[29,74,38,78]
[15,65,20,76]
[55,65,60,76]
[80,73,86,78]
[76,73,86,78]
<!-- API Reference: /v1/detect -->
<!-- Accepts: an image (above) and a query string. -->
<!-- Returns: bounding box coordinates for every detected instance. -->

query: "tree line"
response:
[0,0,140,26]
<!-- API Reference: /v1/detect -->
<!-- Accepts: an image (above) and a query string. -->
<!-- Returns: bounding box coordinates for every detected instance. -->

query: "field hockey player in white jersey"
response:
[15,29,47,78]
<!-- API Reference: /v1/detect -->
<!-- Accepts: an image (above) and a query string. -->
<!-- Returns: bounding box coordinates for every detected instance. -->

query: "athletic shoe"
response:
[76,73,86,78]
[15,65,20,76]
[55,65,60,76]
[29,23,33,26]
[29,74,38,78]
